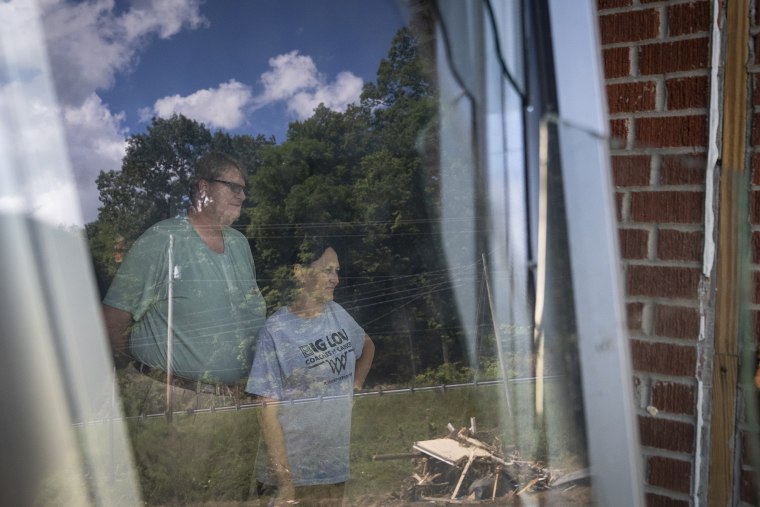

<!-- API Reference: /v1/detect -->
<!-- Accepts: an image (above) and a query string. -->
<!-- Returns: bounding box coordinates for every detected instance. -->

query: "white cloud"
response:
[146,80,253,129]
[121,0,207,40]
[0,1,48,76]
[62,94,128,223]
[0,77,126,226]
[259,50,322,102]
[0,0,200,225]
[255,50,364,120]
[144,50,365,129]
[40,0,207,104]
[0,72,83,227]
[287,71,364,119]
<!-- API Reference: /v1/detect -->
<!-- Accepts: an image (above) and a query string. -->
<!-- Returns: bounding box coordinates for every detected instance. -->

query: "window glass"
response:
[0,1,627,505]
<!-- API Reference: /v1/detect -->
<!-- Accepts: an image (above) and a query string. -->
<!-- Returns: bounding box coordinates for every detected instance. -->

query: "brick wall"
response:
[597,1,712,505]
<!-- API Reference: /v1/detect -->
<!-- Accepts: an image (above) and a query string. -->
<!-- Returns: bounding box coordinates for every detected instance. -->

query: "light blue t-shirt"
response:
[246,302,366,486]
[104,217,266,385]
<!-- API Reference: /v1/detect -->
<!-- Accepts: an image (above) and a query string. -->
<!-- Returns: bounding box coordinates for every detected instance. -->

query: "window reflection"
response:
[3,0,608,505]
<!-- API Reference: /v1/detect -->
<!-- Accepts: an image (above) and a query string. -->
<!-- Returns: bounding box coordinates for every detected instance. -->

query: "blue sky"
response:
[99,1,409,141]
[1,0,409,225]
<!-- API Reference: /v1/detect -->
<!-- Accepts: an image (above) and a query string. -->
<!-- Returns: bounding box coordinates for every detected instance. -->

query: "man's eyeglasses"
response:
[209,179,246,194]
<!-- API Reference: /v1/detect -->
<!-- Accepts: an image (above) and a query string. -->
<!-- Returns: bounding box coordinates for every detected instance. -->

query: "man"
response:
[102,152,266,411]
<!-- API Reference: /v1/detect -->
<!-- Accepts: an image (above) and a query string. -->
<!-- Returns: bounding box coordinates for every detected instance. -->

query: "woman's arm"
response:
[354,335,375,389]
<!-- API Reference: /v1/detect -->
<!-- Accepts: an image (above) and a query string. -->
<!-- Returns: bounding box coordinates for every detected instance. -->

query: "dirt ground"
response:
[176,482,593,506]
[174,481,593,506]
[348,483,593,506]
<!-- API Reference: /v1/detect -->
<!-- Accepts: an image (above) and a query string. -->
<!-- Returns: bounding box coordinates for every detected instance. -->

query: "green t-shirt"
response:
[104,217,266,385]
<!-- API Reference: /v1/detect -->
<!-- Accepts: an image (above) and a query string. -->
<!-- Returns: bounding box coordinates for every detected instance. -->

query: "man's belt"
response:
[133,361,240,395]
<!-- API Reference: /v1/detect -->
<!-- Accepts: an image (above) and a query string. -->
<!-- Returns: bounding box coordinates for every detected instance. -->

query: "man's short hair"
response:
[191,152,246,197]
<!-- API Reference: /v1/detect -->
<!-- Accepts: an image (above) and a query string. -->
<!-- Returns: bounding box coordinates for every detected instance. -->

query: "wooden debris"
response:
[400,420,582,503]
[451,449,476,499]
[413,438,492,465]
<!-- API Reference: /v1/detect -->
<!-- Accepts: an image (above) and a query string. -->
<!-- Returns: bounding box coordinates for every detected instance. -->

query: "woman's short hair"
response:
[292,236,333,267]
[268,235,336,305]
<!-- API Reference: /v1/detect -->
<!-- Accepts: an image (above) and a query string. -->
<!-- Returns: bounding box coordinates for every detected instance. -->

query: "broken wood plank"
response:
[516,477,540,496]
[413,438,491,466]
[451,450,476,499]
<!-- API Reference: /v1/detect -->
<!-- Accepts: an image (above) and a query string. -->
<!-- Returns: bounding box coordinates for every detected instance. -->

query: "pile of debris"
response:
[375,420,588,503]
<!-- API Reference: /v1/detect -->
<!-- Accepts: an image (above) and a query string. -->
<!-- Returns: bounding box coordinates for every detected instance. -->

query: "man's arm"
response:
[256,396,295,504]
[354,335,375,390]
[102,304,132,364]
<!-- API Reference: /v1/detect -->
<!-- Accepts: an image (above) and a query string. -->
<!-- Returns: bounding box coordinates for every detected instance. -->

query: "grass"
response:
[87,379,587,505]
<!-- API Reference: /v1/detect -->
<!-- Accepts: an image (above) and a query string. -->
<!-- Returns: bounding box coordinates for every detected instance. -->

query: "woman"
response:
[246,242,375,506]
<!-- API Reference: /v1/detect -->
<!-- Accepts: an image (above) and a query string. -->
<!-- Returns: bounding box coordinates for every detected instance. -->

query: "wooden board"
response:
[413,438,492,466]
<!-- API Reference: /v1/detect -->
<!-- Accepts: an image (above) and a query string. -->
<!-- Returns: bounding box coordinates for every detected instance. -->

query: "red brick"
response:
[598,0,632,9]
[600,10,660,45]
[753,75,760,106]
[651,381,696,415]
[753,153,760,185]
[631,340,697,376]
[627,265,701,299]
[740,468,759,505]
[639,38,710,75]
[654,304,700,340]
[666,76,708,110]
[753,232,760,264]
[628,302,644,331]
[668,1,711,36]
[635,116,707,148]
[620,228,649,259]
[755,271,760,304]
[757,35,760,65]
[737,430,758,465]
[638,415,695,452]
[648,456,692,493]
[611,118,629,145]
[604,47,631,78]
[752,191,760,225]
[661,155,706,185]
[608,81,657,114]
[645,493,689,507]
[751,113,760,146]
[657,229,703,261]
[613,155,651,186]
[753,310,760,345]
[616,192,625,221]
[630,191,704,223]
